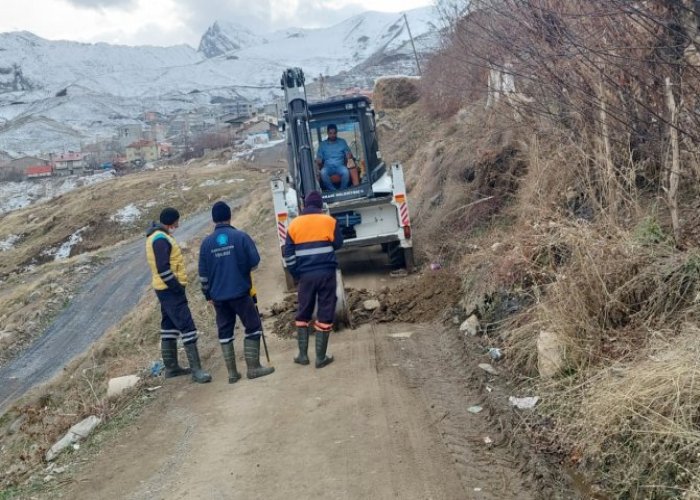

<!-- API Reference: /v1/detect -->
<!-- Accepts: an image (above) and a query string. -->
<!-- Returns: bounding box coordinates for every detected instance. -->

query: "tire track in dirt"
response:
[375,322,534,499]
[62,325,470,500]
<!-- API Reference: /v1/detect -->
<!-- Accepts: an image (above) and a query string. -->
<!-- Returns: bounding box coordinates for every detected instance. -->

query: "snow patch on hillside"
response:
[110,204,142,224]
[0,234,20,252]
[48,227,88,261]
[0,171,116,215]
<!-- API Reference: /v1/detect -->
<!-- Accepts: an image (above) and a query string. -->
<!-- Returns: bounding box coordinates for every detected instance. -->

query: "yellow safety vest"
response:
[146,230,188,290]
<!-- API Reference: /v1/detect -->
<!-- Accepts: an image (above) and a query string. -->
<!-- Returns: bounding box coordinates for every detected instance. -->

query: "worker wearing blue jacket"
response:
[283,191,343,368]
[316,124,352,191]
[198,201,274,383]
[146,207,211,384]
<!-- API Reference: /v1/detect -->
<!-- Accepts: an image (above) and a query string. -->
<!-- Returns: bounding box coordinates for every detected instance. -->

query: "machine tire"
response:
[403,247,415,273]
[387,242,405,269]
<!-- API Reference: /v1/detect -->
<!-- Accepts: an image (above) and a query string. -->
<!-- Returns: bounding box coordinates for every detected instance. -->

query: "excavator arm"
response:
[280,68,319,205]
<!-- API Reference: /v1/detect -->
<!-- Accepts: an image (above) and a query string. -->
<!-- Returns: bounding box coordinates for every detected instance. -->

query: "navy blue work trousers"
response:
[295,271,337,330]
[156,289,198,345]
[213,295,263,344]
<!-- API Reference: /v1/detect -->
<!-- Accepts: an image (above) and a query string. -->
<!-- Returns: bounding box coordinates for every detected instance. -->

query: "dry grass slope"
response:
[0,155,268,370]
[0,172,274,494]
[379,60,700,500]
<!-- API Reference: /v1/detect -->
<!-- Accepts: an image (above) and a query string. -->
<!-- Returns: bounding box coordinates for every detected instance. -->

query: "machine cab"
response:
[306,95,385,203]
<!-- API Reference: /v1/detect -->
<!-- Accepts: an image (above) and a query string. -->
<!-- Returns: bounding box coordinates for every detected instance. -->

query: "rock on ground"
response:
[107,375,140,399]
[46,415,101,461]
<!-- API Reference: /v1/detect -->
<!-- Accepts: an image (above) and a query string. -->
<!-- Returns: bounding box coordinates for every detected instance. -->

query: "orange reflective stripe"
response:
[288,214,336,244]
[295,320,310,327]
[314,321,333,332]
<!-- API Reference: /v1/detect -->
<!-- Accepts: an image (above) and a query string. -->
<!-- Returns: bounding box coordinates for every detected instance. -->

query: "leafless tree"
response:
[427,0,700,236]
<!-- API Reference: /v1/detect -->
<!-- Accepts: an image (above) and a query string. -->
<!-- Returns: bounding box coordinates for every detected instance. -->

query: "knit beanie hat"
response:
[159,207,180,226]
[305,191,323,209]
[211,201,232,223]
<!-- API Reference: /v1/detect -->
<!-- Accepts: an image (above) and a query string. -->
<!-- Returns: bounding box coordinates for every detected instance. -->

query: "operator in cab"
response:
[315,124,356,191]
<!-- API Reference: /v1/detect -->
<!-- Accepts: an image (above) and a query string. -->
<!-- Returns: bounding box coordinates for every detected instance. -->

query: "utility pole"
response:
[403,13,422,76]
[319,73,327,100]
[184,115,190,160]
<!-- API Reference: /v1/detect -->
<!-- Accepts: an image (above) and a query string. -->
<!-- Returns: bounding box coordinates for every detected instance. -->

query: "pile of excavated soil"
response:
[373,77,421,110]
[268,270,462,337]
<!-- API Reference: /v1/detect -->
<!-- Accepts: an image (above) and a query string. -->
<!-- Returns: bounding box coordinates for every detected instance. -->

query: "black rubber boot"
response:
[244,337,275,379]
[294,326,310,365]
[315,331,334,369]
[161,339,191,378]
[183,343,212,383]
[221,342,241,383]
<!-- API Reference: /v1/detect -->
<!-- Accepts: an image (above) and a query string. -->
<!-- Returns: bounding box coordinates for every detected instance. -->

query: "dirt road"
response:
[0,202,241,414]
[58,225,533,499]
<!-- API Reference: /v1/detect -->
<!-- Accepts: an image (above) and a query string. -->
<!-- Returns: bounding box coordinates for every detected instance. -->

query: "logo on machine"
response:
[323,188,364,201]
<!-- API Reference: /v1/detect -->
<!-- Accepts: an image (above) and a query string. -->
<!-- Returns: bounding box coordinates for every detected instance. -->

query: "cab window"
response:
[310,118,369,186]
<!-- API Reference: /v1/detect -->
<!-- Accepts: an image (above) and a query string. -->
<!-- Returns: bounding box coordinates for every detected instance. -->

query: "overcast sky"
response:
[0,0,434,48]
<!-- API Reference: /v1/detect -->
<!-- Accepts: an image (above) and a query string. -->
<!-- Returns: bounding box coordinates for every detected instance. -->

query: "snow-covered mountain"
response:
[0,31,203,95]
[200,9,438,75]
[198,22,267,57]
[0,7,439,156]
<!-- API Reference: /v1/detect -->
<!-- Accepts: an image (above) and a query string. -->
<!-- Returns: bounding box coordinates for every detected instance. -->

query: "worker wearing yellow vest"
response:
[146,207,211,383]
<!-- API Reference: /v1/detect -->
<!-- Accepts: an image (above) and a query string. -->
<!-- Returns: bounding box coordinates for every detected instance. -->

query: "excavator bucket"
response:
[334,269,353,330]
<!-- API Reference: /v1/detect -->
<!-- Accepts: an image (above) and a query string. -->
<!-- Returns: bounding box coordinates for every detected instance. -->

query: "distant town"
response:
[0,96,285,181]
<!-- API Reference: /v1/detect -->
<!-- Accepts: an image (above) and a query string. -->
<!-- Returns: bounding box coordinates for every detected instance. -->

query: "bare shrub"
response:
[421,46,485,117]
[191,131,231,151]
[556,327,700,498]
[432,0,700,228]
[414,1,700,497]
[504,222,699,354]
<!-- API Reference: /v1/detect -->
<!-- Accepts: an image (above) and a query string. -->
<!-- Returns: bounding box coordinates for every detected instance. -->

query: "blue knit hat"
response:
[305,191,323,209]
[211,201,231,223]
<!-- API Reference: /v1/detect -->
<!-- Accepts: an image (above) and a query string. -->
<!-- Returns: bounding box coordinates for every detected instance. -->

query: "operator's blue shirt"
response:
[198,223,260,301]
[316,137,351,169]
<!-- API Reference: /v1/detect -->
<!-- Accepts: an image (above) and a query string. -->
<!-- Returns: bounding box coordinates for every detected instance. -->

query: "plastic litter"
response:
[508,396,540,409]
[468,405,483,414]
[478,363,499,375]
[487,348,503,361]
[150,360,164,377]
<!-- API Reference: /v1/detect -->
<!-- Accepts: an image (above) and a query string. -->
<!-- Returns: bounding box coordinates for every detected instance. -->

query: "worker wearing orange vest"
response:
[283,191,343,368]
[146,207,211,383]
